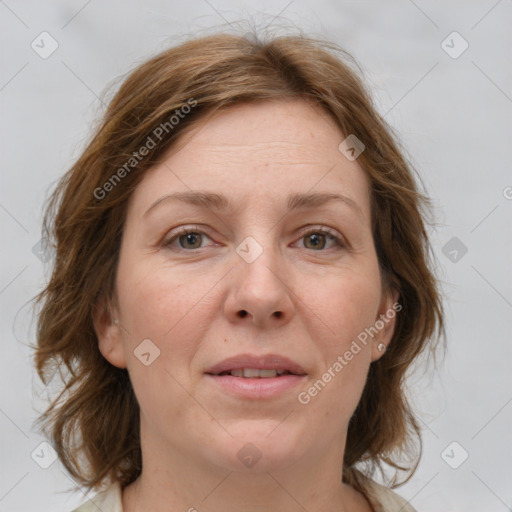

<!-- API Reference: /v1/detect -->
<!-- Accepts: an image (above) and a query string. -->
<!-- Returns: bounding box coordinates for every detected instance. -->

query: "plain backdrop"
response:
[1,1,511,511]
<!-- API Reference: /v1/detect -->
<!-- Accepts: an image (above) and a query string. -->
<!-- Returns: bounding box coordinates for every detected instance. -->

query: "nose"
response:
[223,240,295,329]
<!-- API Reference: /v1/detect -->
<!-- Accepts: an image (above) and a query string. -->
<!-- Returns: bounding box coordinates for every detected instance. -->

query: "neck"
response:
[122,422,371,512]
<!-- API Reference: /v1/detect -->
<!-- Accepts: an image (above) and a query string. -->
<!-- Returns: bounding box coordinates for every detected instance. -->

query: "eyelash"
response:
[162,226,346,252]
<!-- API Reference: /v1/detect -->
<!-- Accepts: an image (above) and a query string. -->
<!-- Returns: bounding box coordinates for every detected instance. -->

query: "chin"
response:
[212,420,309,474]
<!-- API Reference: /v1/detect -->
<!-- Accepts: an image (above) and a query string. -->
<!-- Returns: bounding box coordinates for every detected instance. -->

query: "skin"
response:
[94,98,398,512]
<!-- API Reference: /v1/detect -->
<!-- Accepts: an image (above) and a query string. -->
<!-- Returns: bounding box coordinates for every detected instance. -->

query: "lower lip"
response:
[205,374,305,399]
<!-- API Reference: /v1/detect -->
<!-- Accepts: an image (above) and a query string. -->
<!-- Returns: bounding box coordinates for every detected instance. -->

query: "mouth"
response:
[214,368,299,378]
[205,354,307,399]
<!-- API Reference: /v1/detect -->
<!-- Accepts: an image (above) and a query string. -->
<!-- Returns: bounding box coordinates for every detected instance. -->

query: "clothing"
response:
[72,482,122,512]
[71,475,417,512]
[357,475,417,512]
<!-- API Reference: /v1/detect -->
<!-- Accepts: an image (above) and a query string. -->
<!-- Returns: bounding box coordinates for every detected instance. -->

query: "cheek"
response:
[115,263,209,423]
[117,249,204,334]
[305,261,383,350]
[115,259,183,362]
[115,254,223,376]
[300,262,381,412]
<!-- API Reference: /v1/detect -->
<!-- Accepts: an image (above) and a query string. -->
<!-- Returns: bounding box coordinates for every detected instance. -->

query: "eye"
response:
[163,227,213,251]
[297,228,345,251]
[162,226,345,252]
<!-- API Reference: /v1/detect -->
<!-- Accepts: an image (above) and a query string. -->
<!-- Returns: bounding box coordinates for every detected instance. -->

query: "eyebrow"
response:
[143,191,363,218]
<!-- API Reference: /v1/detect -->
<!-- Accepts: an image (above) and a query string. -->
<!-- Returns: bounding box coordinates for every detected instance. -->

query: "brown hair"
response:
[33,31,444,494]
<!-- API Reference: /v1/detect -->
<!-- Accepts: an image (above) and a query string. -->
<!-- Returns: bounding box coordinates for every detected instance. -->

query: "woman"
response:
[34,32,444,512]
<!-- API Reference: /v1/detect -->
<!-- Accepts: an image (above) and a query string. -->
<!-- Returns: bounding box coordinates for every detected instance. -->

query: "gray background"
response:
[1,1,511,510]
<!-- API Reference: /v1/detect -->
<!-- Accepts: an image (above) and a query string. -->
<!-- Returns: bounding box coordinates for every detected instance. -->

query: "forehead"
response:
[128,99,371,221]
[178,99,347,164]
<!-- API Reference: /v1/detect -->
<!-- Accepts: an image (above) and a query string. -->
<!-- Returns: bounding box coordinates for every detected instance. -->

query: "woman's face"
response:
[96,99,397,474]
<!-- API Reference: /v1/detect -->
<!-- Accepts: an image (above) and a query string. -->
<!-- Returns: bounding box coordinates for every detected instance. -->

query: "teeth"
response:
[227,368,289,378]
[244,368,262,378]
[258,369,278,378]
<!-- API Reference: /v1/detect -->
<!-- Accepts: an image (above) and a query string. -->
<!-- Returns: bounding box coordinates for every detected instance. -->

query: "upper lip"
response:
[205,354,307,376]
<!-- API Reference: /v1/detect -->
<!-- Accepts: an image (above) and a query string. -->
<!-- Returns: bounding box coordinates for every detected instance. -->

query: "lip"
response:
[204,353,307,400]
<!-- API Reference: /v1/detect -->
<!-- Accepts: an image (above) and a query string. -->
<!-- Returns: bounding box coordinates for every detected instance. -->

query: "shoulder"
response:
[353,470,418,512]
[70,482,123,512]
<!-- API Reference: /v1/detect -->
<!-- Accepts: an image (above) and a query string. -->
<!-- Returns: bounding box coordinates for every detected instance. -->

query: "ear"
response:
[370,285,401,363]
[92,295,127,369]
